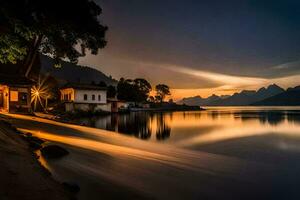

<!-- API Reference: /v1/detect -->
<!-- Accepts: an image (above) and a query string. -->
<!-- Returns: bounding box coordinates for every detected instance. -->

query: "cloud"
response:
[79,53,224,89]
[165,64,300,91]
[271,60,300,74]
[165,65,268,88]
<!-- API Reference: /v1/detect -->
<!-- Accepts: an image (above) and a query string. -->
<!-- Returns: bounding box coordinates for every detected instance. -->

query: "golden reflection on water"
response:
[10,107,300,151]
[65,107,300,148]
[144,108,300,146]
[19,128,190,168]
[9,109,300,199]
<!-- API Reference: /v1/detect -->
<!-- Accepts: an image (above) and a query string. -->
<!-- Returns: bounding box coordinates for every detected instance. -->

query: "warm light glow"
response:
[170,87,240,101]
[164,64,300,100]
[31,76,52,111]
[10,91,18,102]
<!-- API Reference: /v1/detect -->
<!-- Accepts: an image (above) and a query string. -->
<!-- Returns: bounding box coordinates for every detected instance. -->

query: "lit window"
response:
[84,94,88,100]
[92,94,95,100]
[98,95,101,101]
[10,91,18,102]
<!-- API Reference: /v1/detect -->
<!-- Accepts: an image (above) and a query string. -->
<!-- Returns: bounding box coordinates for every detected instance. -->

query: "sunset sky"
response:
[79,0,300,100]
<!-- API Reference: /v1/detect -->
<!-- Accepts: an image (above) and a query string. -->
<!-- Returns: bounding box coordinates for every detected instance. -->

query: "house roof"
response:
[61,83,107,91]
[0,74,34,86]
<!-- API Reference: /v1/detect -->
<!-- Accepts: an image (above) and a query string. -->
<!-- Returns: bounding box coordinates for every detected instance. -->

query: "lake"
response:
[8,107,300,199]
[74,106,300,162]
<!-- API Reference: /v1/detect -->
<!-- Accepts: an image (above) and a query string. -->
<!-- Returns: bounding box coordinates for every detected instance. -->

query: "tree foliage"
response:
[133,78,152,102]
[0,0,107,75]
[117,78,152,102]
[155,84,171,102]
[107,85,117,98]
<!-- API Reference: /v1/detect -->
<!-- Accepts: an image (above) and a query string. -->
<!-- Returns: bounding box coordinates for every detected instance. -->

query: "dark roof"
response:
[0,74,34,86]
[61,83,107,91]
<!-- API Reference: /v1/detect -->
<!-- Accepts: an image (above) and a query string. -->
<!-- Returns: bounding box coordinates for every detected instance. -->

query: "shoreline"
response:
[1,113,155,200]
[2,112,286,200]
[0,119,72,200]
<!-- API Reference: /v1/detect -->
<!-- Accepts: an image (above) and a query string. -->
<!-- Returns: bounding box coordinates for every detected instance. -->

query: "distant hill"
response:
[178,84,285,106]
[178,94,223,106]
[40,55,117,86]
[252,86,300,106]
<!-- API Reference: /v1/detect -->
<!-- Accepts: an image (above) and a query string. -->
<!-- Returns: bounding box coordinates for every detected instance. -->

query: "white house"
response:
[60,83,111,112]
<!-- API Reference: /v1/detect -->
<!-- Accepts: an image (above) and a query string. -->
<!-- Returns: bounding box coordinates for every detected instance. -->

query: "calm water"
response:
[75,106,300,162]
[9,107,300,199]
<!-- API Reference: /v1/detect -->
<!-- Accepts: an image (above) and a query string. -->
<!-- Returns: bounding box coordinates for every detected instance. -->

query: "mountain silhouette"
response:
[179,84,285,106]
[40,55,117,86]
[252,86,300,106]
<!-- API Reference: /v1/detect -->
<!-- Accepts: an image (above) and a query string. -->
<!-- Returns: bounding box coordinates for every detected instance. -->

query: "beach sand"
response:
[0,120,70,200]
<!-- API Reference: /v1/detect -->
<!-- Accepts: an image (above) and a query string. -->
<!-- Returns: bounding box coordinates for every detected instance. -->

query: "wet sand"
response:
[0,120,70,200]
[2,113,300,200]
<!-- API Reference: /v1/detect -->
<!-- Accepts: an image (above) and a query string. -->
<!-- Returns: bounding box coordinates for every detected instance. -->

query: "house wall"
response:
[74,89,107,104]
[64,102,111,112]
[95,103,111,112]
[65,103,75,112]
[0,85,9,112]
[3,86,9,111]
[61,88,109,112]
[8,86,31,113]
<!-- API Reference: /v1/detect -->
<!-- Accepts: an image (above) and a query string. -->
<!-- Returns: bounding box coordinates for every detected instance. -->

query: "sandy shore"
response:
[0,120,70,200]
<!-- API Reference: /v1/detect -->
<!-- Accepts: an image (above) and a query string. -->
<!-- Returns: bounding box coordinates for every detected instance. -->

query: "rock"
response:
[62,182,80,193]
[40,145,69,159]
[28,140,43,150]
[23,135,45,150]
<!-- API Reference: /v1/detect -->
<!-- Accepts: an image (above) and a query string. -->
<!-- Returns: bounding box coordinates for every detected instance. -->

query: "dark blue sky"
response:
[80,0,300,98]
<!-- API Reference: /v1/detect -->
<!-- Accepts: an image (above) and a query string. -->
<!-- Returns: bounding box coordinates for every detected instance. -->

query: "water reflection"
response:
[235,111,286,125]
[75,107,300,143]
[156,113,171,140]
[78,112,172,141]
[117,112,152,139]
[11,108,300,200]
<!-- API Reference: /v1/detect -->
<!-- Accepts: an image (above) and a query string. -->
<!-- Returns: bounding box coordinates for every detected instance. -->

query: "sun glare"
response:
[31,76,51,111]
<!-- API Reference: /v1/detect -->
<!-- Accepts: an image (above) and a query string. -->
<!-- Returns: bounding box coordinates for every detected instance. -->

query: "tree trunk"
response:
[24,35,43,78]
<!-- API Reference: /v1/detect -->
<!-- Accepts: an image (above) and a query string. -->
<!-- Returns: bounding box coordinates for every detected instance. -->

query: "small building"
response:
[107,98,129,113]
[0,74,33,113]
[60,83,110,112]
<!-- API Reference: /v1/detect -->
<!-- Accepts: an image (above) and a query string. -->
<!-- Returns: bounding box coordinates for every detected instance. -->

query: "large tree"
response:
[133,78,152,102]
[107,85,117,98]
[117,78,152,102]
[117,78,134,101]
[155,84,171,102]
[0,0,107,77]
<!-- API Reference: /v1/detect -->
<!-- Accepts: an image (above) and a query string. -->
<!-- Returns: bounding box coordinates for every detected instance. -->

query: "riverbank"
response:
[0,119,71,200]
